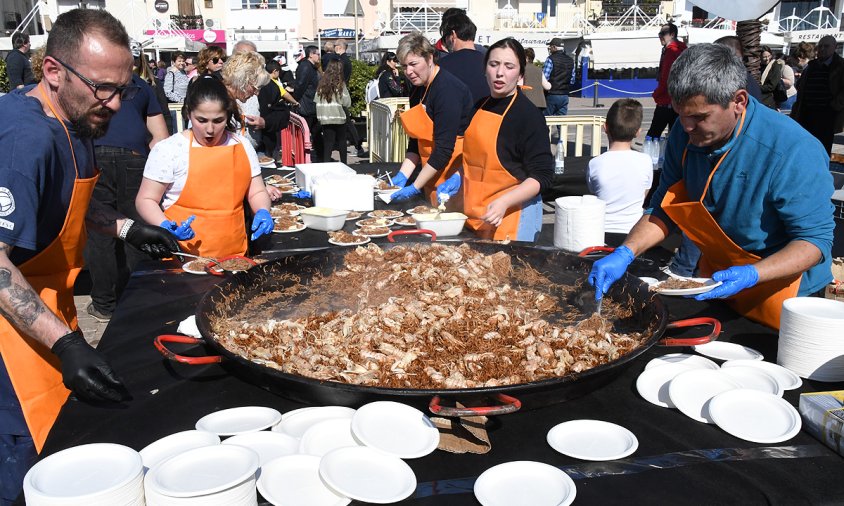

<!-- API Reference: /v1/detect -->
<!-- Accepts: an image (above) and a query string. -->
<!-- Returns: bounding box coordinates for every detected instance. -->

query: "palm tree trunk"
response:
[736,20,764,82]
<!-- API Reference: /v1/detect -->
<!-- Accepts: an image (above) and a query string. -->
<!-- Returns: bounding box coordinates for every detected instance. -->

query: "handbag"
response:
[773,78,788,104]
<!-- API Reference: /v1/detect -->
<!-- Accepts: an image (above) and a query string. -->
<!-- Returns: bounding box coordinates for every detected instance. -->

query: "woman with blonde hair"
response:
[315,59,351,163]
[221,50,271,135]
[389,32,473,204]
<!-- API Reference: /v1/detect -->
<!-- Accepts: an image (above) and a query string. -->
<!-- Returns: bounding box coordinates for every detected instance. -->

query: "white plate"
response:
[319,446,416,504]
[351,401,440,459]
[278,406,320,422]
[344,211,363,221]
[353,228,391,239]
[182,261,210,275]
[719,365,783,397]
[367,210,404,219]
[299,417,360,457]
[654,278,723,296]
[328,237,371,247]
[474,461,576,506]
[195,406,282,436]
[393,217,417,227]
[145,444,259,498]
[546,420,638,461]
[635,363,694,408]
[644,353,719,371]
[693,341,764,362]
[273,223,306,234]
[721,360,802,390]
[140,430,220,471]
[356,218,395,228]
[24,443,142,501]
[709,389,802,443]
[258,454,350,506]
[222,431,301,466]
[668,369,742,423]
[406,207,438,215]
[638,276,659,286]
[275,406,356,439]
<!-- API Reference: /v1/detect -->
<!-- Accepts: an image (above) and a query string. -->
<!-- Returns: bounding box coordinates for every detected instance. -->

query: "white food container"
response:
[300,207,348,231]
[313,174,375,212]
[413,213,467,237]
[294,162,356,193]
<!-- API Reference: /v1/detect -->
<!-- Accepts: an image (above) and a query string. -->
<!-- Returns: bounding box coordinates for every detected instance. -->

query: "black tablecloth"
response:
[32,164,844,505]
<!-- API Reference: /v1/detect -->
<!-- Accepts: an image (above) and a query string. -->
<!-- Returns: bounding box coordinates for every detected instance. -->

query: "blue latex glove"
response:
[436,172,461,199]
[291,190,311,199]
[694,265,759,301]
[389,184,421,202]
[251,209,273,240]
[160,216,195,241]
[587,245,635,301]
[391,172,408,188]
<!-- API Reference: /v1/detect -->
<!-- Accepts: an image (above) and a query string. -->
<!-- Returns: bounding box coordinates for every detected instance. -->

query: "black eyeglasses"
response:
[53,57,140,101]
[211,57,226,64]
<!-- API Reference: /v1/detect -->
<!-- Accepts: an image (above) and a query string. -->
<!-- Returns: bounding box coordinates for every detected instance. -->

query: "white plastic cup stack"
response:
[778,297,844,381]
[23,443,145,506]
[553,195,606,253]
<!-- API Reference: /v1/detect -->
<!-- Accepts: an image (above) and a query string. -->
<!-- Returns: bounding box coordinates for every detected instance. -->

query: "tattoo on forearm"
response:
[0,268,47,328]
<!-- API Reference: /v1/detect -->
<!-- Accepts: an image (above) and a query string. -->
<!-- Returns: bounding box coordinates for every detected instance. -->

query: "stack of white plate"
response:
[23,443,144,505]
[144,444,260,505]
[778,297,844,381]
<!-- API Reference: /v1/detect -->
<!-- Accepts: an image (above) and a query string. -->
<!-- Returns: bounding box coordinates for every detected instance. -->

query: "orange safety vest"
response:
[462,91,542,241]
[164,132,252,258]
[660,110,801,329]
[399,65,464,206]
[0,84,98,451]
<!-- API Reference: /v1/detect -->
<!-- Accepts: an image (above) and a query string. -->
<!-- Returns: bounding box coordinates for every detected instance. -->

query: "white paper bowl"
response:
[413,212,467,237]
[300,207,349,231]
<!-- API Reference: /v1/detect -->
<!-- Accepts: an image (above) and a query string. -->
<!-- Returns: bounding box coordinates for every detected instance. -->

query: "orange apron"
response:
[164,132,251,258]
[660,110,800,329]
[399,65,464,206]
[0,85,98,451]
[462,91,543,241]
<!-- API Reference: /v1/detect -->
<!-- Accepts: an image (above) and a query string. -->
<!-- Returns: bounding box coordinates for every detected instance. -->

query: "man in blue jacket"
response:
[588,43,834,330]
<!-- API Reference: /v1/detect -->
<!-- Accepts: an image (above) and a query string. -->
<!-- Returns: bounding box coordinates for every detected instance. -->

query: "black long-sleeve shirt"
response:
[470,89,554,191]
[406,67,472,171]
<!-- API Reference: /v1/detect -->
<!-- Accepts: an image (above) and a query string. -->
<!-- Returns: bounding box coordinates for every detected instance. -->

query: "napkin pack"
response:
[799,390,844,457]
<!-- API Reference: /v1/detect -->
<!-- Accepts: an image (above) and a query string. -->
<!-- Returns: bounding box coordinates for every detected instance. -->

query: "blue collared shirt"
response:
[647,96,835,295]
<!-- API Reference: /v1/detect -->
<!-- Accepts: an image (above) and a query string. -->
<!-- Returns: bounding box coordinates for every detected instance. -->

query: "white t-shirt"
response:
[143,131,261,210]
[586,150,653,234]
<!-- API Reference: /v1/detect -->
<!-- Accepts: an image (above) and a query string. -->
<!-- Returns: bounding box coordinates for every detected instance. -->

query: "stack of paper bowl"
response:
[778,297,844,381]
[144,444,260,505]
[23,443,144,505]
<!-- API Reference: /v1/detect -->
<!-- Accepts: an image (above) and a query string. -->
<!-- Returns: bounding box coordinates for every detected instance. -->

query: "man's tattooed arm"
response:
[86,199,129,237]
[0,242,72,348]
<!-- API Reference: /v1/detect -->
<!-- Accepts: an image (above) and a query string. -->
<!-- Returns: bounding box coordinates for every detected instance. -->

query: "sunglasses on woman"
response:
[211,57,226,64]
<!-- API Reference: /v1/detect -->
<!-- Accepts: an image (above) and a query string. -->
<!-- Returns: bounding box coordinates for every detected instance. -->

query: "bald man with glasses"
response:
[0,10,177,503]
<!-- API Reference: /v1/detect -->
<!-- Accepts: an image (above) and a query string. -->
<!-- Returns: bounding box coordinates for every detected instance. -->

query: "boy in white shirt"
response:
[586,99,653,233]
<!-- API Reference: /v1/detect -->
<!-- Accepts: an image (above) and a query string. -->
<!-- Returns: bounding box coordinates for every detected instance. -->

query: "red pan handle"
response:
[578,246,615,257]
[429,393,522,417]
[205,255,258,276]
[388,229,437,242]
[659,317,722,346]
[154,334,222,364]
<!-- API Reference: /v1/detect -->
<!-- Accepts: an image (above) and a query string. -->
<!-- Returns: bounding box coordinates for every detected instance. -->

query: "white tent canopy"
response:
[585,30,662,70]
[689,0,781,22]
[139,34,206,52]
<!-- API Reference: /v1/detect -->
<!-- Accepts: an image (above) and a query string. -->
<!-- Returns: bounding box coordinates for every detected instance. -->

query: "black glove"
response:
[124,220,179,259]
[51,331,131,403]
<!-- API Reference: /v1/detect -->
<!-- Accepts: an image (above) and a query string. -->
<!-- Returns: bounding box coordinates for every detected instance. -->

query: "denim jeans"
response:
[668,233,701,277]
[545,94,569,140]
[84,147,148,314]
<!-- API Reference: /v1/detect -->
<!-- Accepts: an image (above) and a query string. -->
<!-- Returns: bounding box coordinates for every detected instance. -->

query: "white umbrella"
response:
[688,0,781,22]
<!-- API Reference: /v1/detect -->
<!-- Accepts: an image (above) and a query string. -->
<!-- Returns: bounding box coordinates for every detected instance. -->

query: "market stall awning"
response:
[683,27,785,48]
[585,31,661,70]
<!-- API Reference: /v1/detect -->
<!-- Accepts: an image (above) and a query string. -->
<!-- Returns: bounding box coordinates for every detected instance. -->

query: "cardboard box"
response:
[799,391,844,456]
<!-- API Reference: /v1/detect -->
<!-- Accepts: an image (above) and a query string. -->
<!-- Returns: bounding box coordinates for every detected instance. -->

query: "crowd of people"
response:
[0,7,840,505]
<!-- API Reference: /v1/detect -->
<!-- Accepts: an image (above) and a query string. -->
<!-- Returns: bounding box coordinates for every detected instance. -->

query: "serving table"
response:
[29,165,844,506]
